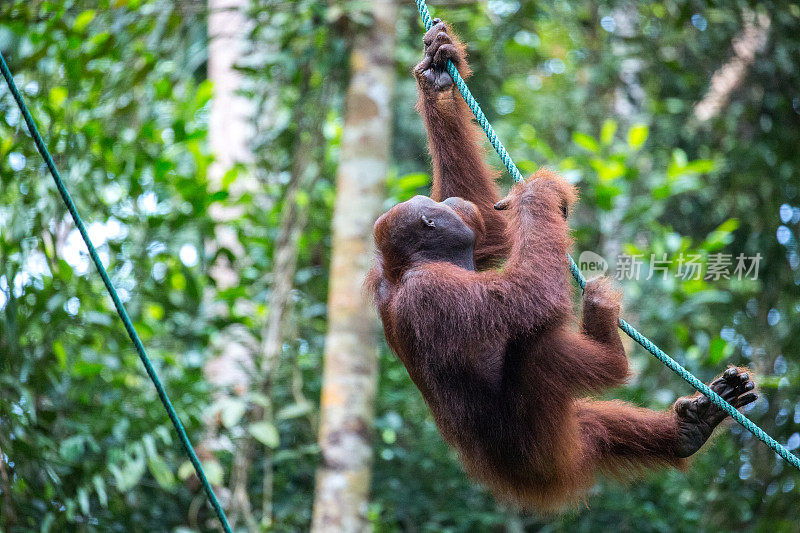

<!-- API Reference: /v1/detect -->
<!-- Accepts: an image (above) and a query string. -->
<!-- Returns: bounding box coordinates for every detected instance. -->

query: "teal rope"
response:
[0,52,234,531]
[414,1,523,183]
[415,0,800,471]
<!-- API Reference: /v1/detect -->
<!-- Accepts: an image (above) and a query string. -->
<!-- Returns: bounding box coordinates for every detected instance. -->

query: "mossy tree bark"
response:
[312,1,397,531]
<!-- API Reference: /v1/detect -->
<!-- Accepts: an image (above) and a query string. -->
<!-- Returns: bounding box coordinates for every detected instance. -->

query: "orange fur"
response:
[365,23,754,511]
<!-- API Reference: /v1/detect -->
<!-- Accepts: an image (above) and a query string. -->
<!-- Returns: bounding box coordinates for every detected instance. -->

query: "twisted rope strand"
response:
[415,0,800,471]
[0,52,234,531]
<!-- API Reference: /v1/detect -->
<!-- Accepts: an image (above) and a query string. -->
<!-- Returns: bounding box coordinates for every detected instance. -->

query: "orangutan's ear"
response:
[493,198,511,211]
[421,214,436,228]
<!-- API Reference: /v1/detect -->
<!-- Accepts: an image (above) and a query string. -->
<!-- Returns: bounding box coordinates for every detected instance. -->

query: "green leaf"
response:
[85,311,113,326]
[519,123,538,143]
[108,447,146,492]
[672,148,688,168]
[77,487,90,515]
[249,421,280,448]
[381,428,396,444]
[195,79,214,105]
[708,337,729,365]
[715,218,740,233]
[627,124,649,149]
[295,190,310,207]
[178,461,195,481]
[276,402,312,420]
[600,161,625,182]
[93,475,108,507]
[221,167,238,190]
[73,10,96,32]
[600,119,617,145]
[142,434,157,457]
[41,513,55,533]
[60,435,87,462]
[88,31,111,48]
[202,460,224,485]
[595,183,622,210]
[516,159,538,174]
[395,172,429,191]
[147,455,176,489]
[683,159,716,175]
[72,361,103,377]
[704,218,739,250]
[653,183,672,199]
[145,303,164,321]
[53,340,67,369]
[572,132,599,153]
[590,158,625,182]
[248,392,271,409]
[219,398,246,428]
[49,86,67,107]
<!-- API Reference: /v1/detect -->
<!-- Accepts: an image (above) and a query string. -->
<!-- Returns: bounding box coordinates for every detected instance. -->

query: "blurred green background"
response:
[1,0,799,531]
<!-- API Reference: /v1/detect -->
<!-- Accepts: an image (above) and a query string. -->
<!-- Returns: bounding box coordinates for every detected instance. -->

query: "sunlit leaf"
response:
[53,340,67,369]
[93,475,108,507]
[202,461,224,486]
[49,86,67,107]
[249,421,280,448]
[600,119,617,145]
[708,337,729,364]
[276,402,313,420]
[60,435,88,462]
[220,398,247,428]
[627,124,648,149]
[683,159,715,174]
[77,487,90,515]
[71,361,104,377]
[573,132,599,153]
[177,461,195,481]
[73,10,96,32]
[147,455,176,489]
[703,218,739,250]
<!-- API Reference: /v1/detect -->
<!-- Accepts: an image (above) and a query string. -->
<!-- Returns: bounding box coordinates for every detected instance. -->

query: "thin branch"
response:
[693,11,770,122]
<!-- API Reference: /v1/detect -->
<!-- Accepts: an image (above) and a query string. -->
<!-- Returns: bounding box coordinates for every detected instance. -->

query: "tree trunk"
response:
[206,0,257,528]
[208,0,255,182]
[693,11,770,122]
[205,0,257,389]
[0,444,14,524]
[256,75,331,526]
[312,1,397,531]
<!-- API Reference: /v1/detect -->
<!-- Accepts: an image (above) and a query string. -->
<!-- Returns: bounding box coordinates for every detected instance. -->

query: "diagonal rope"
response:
[0,52,234,531]
[414,0,800,471]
